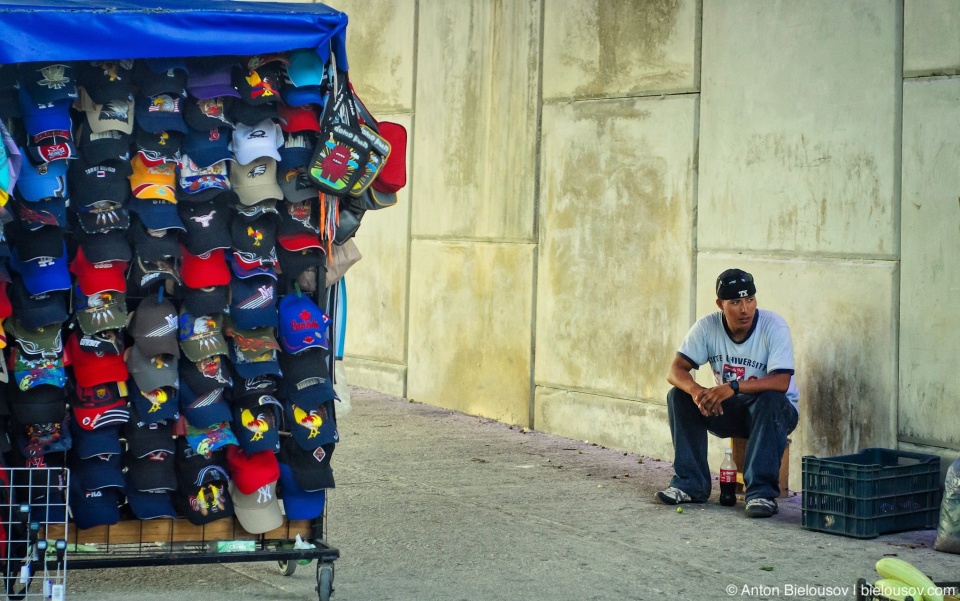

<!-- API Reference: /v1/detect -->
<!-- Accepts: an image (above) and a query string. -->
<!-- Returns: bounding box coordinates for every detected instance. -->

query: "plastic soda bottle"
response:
[719,448,738,506]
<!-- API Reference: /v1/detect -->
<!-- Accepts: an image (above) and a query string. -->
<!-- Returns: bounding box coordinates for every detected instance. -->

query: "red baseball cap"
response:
[0,281,12,319]
[225,445,279,495]
[277,231,322,252]
[65,330,130,388]
[277,103,320,134]
[69,247,128,295]
[180,245,230,289]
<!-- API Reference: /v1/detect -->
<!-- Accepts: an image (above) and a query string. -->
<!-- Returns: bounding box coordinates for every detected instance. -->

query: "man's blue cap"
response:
[17,87,72,136]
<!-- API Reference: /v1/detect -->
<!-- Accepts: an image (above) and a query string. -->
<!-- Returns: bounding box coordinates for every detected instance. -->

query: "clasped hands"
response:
[693,383,734,417]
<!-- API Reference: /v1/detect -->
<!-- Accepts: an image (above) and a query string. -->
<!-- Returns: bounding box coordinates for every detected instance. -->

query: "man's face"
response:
[716,296,757,329]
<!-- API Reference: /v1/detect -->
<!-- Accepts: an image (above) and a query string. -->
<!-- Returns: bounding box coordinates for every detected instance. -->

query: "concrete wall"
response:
[337,0,960,489]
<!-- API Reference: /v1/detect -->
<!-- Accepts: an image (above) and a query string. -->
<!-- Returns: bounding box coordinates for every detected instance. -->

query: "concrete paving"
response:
[65,388,958,600]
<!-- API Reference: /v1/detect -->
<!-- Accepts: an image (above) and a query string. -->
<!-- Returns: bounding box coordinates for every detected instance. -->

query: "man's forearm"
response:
[736,373,791,395]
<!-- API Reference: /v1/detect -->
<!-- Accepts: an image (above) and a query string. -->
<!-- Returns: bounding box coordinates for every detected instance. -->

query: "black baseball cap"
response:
[130,215,182,261]
[127,255,182,292]
[278,347,331,397]
[279,436,335,491]
[76,123,132,165]
[716,269,756,300]
[8,276,67,330]
[69,156,132,210]
[229,100,278,127]
[184,97,235,132]
[276,246,325,286]
[10,384,66,425]
[77,60,135,104]
[231,213,277,265]
[76,229,132,263]
[179,200,232,255]
[19,62,79,106]
[136,127,183,166]
[179,354,233,396]
[182,285,230,317]
[135,60,188,98]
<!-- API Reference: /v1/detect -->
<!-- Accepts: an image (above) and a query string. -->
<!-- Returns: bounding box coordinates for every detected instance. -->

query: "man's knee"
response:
[667,387,692,405]
[750,391,797,433]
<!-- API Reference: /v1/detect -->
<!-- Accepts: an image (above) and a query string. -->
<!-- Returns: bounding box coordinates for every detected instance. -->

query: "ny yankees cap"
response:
[230,479,283,535]
[178,200,231,255]
[129,295,181,357]
[230,157,284,206]
[77,60,135,105]
[716,268,756,300]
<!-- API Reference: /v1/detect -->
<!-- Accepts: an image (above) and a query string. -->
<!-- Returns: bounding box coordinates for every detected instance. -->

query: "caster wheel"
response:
[278,559,296,576]
[316,562,334,601]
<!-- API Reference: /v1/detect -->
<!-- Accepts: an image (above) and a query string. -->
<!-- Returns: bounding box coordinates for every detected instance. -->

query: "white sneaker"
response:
[655,487,693,505]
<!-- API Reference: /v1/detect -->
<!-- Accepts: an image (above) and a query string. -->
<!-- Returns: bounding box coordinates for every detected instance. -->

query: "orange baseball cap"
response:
[129,154,177,202]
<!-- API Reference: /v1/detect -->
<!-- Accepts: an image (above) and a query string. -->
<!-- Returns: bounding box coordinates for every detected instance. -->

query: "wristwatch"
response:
[729,380,739,394]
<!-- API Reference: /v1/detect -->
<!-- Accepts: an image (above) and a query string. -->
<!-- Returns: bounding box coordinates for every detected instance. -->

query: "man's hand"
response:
[693,383,734,417]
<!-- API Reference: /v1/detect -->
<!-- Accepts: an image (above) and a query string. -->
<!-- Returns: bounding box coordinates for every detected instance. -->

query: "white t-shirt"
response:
[678,309,799,412]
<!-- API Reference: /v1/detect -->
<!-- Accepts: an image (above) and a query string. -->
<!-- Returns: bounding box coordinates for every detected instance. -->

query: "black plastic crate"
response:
[802,448,941,539]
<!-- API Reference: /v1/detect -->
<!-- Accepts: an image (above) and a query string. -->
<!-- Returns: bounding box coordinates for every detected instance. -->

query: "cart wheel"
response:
[278,559,297,576]
[316,562,334,601]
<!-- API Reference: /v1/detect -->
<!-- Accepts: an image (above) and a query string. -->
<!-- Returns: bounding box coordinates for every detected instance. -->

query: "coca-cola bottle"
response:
[719,448,738,506]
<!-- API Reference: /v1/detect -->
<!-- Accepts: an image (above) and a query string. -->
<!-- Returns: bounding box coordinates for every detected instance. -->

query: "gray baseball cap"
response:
[126,343,179,393]
[128,296,180,357]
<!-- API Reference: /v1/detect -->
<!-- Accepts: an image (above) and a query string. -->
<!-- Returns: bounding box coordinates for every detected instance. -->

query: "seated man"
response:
[656,269,799,518]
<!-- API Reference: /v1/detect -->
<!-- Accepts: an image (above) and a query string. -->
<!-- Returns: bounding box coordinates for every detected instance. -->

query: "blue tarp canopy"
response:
[0,1,349,68]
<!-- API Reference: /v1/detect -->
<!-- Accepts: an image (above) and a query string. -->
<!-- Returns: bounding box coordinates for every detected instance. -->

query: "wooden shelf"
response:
[42,518,313,545]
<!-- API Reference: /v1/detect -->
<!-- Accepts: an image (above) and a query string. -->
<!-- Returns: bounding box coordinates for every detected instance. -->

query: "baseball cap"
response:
[186,63,240,100]
[230,392,282,454]
[230,157,283,206]
[13,148,68,201]
[178,155,230,196]
[183,127,232,168]
[278,293,331,354]
[174,440,234,526]
[180,355,233,395]
[8,276,67,330]
[77,124,131,165]
[19,61,78,110]
[75,229,132,263]
[231,119,283,164]
[181,246,231,289]
[125,486,177,518]
[75,197,131,234]
[285,396,338,451]
[26,135,77,166]
[125,449,177,493]
[74,288,127,335]
[285,50,325,88]
[0,281,10,319]
[716,268,757,300]
[72,381,129,431]
[231,213,277,265]
[126,344,179,393]
[229,274,278,330]
[234,59,284,106]
[125,402,176,457]
[279,436,335,491]
[69,477,121,529]
[278,134,318,202]
[8,316,62,356]
[225,445,279,494]
[75,87,134,134]
[129,295,181,357]
[14,194,68,231]
[135,93,189,134]
[11,347,67,392]
[229,99,278,127]
[129,197,183,232]
[129,154,177,202]
[184,421,238,455]
[278,199,321,251]
[136,60,188,98]
[130,215,182,260]
[229,254,278,280]
[77,60,135,104]
[11,454,68,522]
[17,418,71,457]
[182,285,230,317]
[184,96,236,131]
[9,234,70,295]
[278,462,325,520]
[127,254,181,293]
[230,480,282,535]
[178,310,227,362]
[65,330,129,388]
[178,377,230,428]
[136,127,182,167]
[70,451,124,490]
[10,384,66,425]
[69,155,131,209]
[179,200,231,254]
[277,246,325,287]
[69,417,123,460]
[69,246,127,295]
[278,103,320,134]
[127,378,179,423]
[226,325,282,379]
[278,347,331,397]
[77,329,124,356]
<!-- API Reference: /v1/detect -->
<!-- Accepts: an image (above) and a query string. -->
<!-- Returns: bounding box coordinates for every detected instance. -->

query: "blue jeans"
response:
[666,387,798,501]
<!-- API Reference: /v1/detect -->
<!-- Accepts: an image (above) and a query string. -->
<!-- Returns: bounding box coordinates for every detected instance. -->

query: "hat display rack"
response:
[0,2,408,597]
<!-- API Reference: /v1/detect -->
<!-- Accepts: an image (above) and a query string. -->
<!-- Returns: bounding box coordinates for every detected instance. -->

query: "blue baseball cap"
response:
[183,127,232,169]
[231,391,282,454]
[229,274,277,330]
[125,484,177,520]
[135,93,189,134]
[15,195,68,231]
[128,197,185,232]
[278,462,325,519]
[185,421,238,455]
[17,87,72,135]
[278,293,330,354]
[281,85,324,108]
[16,418,71,457]
[69,420,122,459]
[284,396,338,451]
[14,149,68,201]
[71,452,125,490]
[9,242,71,295]
[127,378,180,423]
[69,476,120,530]
[229,253,277,280]
[179,377,231,428]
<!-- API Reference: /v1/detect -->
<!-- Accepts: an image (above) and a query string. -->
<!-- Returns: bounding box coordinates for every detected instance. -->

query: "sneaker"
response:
[745,497,778,518]
[655,487,693,505]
